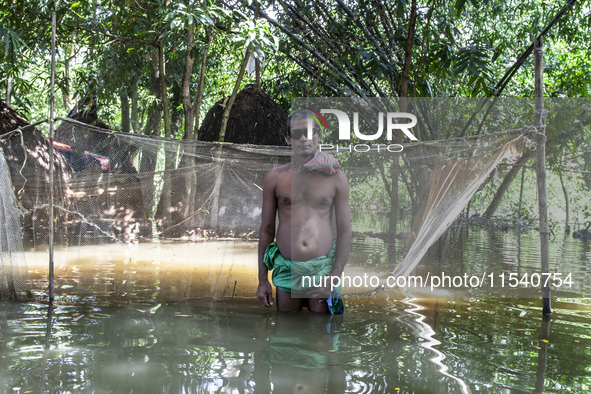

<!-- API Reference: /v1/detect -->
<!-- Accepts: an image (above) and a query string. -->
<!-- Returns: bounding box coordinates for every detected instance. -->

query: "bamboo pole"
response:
[48,12,57,302]
[254,1,261,89]
[534,36,551,316]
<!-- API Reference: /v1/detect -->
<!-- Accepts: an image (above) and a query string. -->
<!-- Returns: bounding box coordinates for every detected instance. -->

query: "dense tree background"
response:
[1,1,589,125]
[1,0,590,226]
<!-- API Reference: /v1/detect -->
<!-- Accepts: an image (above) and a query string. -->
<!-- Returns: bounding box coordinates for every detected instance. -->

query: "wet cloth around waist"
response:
[263,240,339,294]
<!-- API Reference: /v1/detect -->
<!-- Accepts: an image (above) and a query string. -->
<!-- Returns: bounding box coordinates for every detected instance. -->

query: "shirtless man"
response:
[257,109,352,313]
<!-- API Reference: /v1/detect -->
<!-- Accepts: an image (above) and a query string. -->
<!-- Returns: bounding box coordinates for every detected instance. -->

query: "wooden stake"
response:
[534,36,551,316]
[48,12,56,303]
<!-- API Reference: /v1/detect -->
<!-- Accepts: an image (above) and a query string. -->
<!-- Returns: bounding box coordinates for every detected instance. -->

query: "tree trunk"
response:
[166,21,199,236]
[5,75,13,106]
[192,26,211,139]
[388,0,417,265]
[534,36,551,316]
[517,166,525,217]
[187,27,211,232]
[157,40,172,139]
[62,43,73,112]
[131,79,141,133]
[157,40,173,233]
[399,0,417,98]
[255,1,261,89]
[182,21,195,139]
[484,150,535,218]
[144,68,162,138]
[219,49,251,142]
[558,169,570,234]
[120,86,130,133]
[139,66,162,237]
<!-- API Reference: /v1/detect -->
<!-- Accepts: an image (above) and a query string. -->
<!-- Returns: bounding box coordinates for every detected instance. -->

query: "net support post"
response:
[534,35,551,316]
[48,11,57,303]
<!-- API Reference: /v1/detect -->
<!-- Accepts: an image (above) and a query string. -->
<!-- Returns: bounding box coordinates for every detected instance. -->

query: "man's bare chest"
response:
[277,174,335,208]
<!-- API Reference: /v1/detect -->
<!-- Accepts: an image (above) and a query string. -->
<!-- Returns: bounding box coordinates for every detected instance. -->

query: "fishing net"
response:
[393,133,527,278]
[289,97,532,298]
[0,97,587,302]
[0,152,29,300]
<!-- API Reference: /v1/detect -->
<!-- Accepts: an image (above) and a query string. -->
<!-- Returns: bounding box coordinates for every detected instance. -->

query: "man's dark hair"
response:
[285,108,322,136]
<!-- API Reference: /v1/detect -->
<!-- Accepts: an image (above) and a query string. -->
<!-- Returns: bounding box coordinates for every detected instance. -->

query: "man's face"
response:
[287,117,320,156]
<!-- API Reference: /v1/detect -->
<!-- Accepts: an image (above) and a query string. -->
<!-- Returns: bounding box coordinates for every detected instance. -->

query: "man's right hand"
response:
[257,280,274,307]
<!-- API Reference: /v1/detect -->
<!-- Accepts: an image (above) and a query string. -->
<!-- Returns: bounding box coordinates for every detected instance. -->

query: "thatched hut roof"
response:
[198,87,288,146]
[0,101,30,133]
[0,100,71,182]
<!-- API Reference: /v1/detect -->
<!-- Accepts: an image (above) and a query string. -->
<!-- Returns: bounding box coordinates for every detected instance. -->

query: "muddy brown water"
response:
[2,224,590,392]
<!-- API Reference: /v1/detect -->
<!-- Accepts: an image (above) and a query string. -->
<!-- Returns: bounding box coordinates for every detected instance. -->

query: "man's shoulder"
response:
[268,163,290,175]
[332,168,348,184]
[265,164,290,183]
[277,163,291,171]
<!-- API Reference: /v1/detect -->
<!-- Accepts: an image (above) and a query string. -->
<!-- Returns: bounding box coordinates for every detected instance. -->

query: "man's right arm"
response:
[257,169,278,307]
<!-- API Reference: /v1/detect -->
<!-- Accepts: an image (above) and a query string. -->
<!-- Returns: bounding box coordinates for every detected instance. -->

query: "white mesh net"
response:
[0,97,587,302]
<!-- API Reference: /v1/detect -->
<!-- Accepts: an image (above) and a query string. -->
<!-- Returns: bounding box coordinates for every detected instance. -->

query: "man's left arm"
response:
[331,171,352,278]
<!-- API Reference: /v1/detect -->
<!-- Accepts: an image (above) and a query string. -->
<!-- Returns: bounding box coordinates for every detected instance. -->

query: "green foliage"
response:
[349,175,390,210]
[1,0,589,128]
[470,160,591,225]
[0,1,589,226]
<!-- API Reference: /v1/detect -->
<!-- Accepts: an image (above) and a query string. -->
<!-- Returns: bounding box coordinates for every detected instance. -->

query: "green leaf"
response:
[396,2,405,19]
[455,0,467,17]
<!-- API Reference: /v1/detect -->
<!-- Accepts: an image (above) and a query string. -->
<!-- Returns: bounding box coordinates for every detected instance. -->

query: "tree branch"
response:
[461,0,578,136]
[253,6,367,96]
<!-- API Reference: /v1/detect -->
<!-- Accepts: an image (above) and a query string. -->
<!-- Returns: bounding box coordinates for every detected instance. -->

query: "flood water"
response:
[1,219,591,393]
[20,219,591,302]
[1,298,590,393]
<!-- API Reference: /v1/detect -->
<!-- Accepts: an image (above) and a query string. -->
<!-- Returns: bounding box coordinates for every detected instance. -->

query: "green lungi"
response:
[263,240,339,293]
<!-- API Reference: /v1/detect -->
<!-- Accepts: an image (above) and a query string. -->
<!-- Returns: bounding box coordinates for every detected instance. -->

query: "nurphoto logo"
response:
[304,107,419,153]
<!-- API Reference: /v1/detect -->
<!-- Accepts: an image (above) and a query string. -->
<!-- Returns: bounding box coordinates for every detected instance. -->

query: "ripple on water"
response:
[0,298,590,393]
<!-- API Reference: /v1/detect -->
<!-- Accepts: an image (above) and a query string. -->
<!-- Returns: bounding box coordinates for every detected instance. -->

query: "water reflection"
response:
[2,298,590,393]
[3,215,591,392]
[353,211,591,298]
[403,298,472,394]
[260,312,346,393]
[534,316,551,394]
